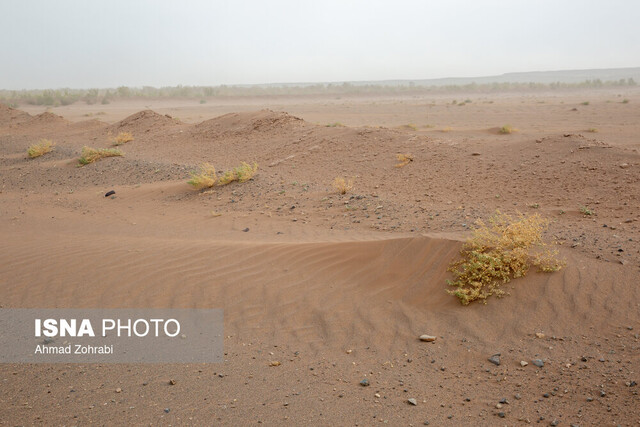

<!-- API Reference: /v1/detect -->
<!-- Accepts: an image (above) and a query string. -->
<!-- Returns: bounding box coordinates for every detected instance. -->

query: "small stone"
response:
[164,408,170,413]
[499,398,508,404]
[346,349,352,354]
[408,398,418,406]
[360,379,370,387]
[514,393,521,400]
[543,393,550,398]
[587,397,594,402]
[535,332,545,339]
[115,388,121,393]
[105,190,115,197]
[496,403,503,409]
[375,393,381,398]
[532,359,544,368]
[419,335,436,342]
[520,361,528,367]
[169,379,176,385]
[498,412,505,418]
[242,228,250,232]
[600,390,606,397]
[488,354,501,366]
[550,420,559,426]
[269,361,281,367]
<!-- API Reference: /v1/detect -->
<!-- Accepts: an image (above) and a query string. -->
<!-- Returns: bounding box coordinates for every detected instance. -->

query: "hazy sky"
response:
[1,0,639,89]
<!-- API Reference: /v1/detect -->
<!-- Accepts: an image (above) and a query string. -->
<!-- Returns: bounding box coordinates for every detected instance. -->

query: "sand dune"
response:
[1,93,639,424]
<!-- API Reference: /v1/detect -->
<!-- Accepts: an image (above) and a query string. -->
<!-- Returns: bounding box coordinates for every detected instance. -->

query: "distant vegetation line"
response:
[1,78,636,107]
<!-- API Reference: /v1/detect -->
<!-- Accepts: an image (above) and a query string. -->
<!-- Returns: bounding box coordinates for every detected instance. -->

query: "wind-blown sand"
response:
[1,89,639,425]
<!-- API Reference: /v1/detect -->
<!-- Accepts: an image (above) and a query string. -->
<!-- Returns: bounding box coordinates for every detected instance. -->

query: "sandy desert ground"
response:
[1,87,639,425]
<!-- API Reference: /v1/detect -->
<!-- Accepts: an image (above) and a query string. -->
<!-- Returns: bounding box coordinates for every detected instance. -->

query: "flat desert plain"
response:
[1,88,639,425]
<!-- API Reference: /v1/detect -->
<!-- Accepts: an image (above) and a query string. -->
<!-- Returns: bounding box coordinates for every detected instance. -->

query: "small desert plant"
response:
[332,177,353,195]
[403,123,417,131]
[78,146,123,166]
[112,131,134,146]
[622,99,630,104]
[579,206,594,216]
[499,124,516,134]
[187,163,217,189]
[581,101,590,105]
[217,162,259,185]
[27,139,55,158]
[446,211,564,305]
[326,122,345,127]
[441,126,452,133]
[395,153,414,168]
[587,128,599,133]
[188,162,258,189]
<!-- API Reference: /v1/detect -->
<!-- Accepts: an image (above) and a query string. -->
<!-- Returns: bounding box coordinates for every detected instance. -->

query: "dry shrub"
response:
[332,177,353,194]
[27,139,55,158]
[218,162,259,185]
[78,146,123,166]
[499,124,517,134]
[395,153,414,168]
[112,131,134,145]
[187,162,258,190]
[187,163,217,189]
[447,211,564,305]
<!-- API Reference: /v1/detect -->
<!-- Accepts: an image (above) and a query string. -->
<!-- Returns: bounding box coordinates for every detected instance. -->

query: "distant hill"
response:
[254,67,640,88]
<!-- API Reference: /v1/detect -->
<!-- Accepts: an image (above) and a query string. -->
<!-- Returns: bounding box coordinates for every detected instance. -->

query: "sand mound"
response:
[111,109,178,133]
[0,103,31,126]
[194,109,305,137]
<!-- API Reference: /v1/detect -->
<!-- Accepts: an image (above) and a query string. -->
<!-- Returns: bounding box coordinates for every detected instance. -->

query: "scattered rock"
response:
[532,359,544,368]
[360,379,370,387]
[242,227,250,232]
[498,412,505,418]
[520,361,528,367]
[169,379,176,385]
[419,335,436,342]
[488,354,501,366]
[408,398,417,406]
[535,332,545,339]
[105,190,115,197]
[115,387,121,393]
[164,408,170,413]
[269,361,281,367]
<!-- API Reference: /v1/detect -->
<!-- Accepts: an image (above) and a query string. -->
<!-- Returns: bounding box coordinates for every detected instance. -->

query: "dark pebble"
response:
[105,190,115,197]
[488,354,501,366]
[164,408,170,413]
[532,359,544,367]
[242,228,250,232]
[498,412,505,418]
[360,379,370,387]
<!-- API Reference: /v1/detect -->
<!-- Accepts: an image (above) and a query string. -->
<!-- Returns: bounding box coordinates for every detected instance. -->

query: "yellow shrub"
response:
[446,211,564,305]
[112,131,134,145]
[395,153,414,168]
[499,124,516,134]
[27,139,55,158]
[332,177,353,195]
[78,146,123,166]
[187,163,217,189]
[188,162,258,190]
